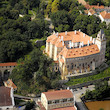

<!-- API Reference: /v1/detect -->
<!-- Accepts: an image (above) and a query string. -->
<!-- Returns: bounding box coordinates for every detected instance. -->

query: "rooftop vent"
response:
[90,37,92,41]
[83,33,85,37]
[61,36,63,41]
[75,30,77,35]
[88,40,90,46]
[62,41,64,46]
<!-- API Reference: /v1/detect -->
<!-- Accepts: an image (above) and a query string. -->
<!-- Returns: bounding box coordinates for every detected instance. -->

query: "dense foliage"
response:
[45,0,106,35]
[0,0,48,62]
[84,81,110,100]
[10,49,60,95]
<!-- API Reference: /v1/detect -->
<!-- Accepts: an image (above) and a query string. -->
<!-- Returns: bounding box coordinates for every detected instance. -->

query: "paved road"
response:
[72,85,95,110]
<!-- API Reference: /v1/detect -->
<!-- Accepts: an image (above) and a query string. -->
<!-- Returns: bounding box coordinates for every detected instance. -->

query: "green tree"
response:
[51,0,60,13]
[10,49,60,95]
[45,0,53,16]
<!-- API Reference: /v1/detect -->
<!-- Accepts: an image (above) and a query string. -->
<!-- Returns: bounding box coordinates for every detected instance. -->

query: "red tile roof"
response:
[52,106,76,110]
[43,90,73,101]
[0,86,12,106]
[47,31,93,47]
[59,44,99,58]
[0,62,17,66]
[100,11,110,19]
[84,4,104,9]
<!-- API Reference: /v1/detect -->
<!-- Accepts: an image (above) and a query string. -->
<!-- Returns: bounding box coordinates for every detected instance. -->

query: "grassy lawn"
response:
[66,67,110,86]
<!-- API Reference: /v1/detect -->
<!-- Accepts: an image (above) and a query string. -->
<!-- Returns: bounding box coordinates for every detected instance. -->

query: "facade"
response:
[38,90,77,110]
[0,86,15,110]
[46,30,106,79]
[0,62,17,81]
[99,11,110,25]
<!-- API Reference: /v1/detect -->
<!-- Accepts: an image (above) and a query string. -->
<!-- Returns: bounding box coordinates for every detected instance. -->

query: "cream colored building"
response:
[38,90,77,110]
[46,29,106,79]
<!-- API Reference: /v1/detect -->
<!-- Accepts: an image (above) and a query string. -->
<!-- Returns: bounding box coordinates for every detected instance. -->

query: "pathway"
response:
[72,85,95,110]
[45,17,54,33]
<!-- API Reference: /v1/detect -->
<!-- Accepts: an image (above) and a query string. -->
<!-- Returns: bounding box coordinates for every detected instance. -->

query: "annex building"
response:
[37,90,77,110]
[46,29,106,79]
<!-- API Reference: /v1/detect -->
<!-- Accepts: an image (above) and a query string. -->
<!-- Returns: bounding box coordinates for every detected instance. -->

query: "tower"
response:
[95,29,106,63]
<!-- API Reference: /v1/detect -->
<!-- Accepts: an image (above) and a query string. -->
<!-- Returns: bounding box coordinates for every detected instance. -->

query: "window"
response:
[55,100,59,103]
[63,99,67,102]
[69,98,74,101]
[67,65,69,68]
[71,63,73,69]
[48,101,52,104]
[70,98,73,101]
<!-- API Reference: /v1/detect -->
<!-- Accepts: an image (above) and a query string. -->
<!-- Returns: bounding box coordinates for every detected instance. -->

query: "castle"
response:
[46,29,106,79]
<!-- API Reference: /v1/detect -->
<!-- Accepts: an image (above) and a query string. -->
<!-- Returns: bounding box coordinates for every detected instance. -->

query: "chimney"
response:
[65,31,67,35]
[71,42,73,47]
[93,38,95,44]
[83,33,85,37]
[79,29,81,32]
[61,36,63,41]
[75,30,77,35]
[90,37,92,41]
[53,31,55,35]
[62,41,64,46]
[56,32,58,37]
[88,40,90,46]
[60,38,61,42]
[79,43,81,48]
[69,41,72,48]
[82,41,84,47]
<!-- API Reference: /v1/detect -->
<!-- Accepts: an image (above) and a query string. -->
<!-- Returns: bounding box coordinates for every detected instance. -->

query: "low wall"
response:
[62,77,110,89]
